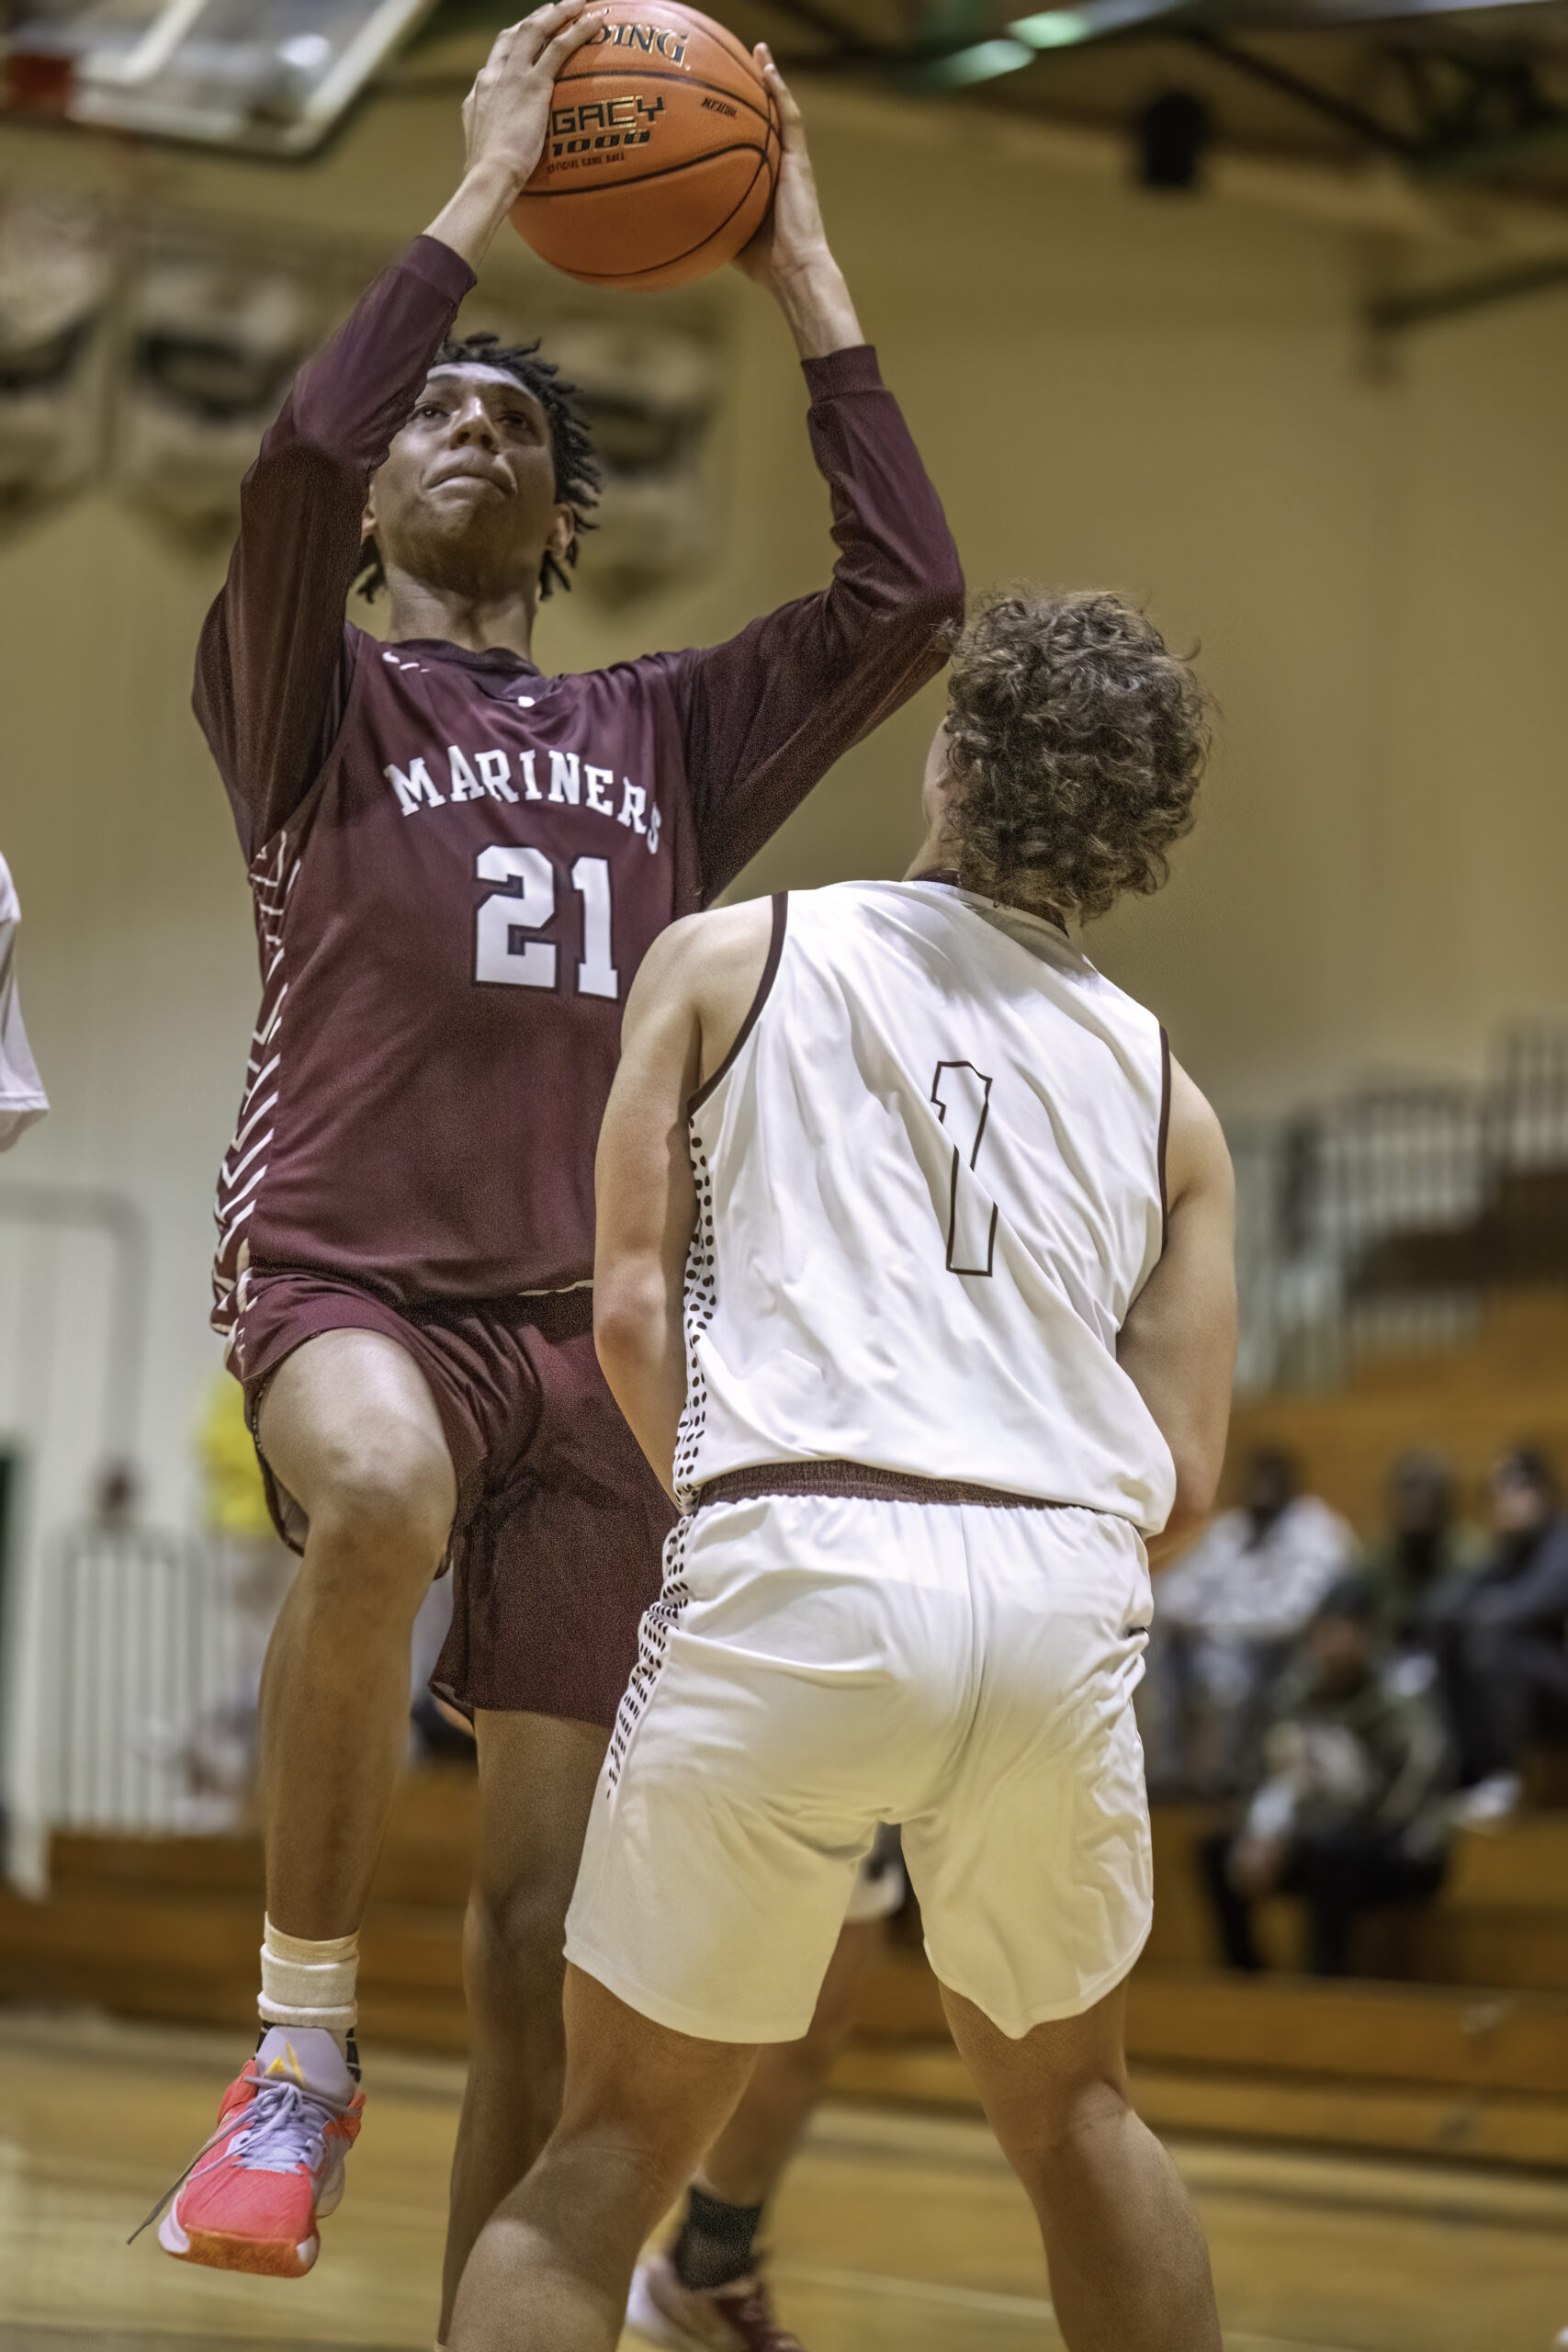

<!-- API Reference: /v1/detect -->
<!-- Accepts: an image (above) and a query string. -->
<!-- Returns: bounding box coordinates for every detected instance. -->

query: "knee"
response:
[302,1438,455,1598]
[1003,2063,1134,2199]
[466,1870,574,2010]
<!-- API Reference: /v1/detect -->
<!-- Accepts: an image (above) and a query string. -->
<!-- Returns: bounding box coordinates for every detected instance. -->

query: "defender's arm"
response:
[593,931,705,1498]
[595,904,774,1494]
[1117,1057,1237,1562]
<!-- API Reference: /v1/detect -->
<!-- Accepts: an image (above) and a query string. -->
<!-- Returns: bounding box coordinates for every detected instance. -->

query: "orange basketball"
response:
[512,3,781,292]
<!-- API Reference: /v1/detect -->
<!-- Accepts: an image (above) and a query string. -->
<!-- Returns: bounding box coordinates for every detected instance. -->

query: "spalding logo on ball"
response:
[512,2,782,291]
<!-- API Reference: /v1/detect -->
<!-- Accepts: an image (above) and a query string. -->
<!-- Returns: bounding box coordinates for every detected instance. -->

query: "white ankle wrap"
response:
[259,1916,360,2038]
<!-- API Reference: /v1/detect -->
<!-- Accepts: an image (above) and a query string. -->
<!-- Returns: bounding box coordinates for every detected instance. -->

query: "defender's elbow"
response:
[592,1273,662,1379]
[592,1296,637,1381]
[1161,1493,1211,1548]
[1164,1459,1223,1545]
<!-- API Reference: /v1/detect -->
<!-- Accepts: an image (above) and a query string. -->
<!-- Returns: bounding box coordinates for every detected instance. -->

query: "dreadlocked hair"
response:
[944,588,1211,923]
[354,331,602,604]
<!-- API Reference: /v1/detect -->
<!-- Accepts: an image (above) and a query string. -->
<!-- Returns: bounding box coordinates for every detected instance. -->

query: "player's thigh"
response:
[258,1327,457,1549]
[906,1506,1153,2037]
[469,1707,610,1971]
[570,1517,918,2043]
[569,1688,874,2045]
[557,1962,757,2197]
[939,1977,1131,2179]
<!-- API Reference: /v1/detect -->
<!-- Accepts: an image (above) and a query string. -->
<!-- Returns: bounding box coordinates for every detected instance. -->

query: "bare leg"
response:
[448,1966,757,2352]
[695,1917,885,2207]
[438,1710,609,2340]
[941,1978,1221,2352]
[257,1329,457,1939]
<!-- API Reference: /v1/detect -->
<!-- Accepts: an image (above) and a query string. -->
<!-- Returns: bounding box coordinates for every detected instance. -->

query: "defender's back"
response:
[672,876,1177,1532]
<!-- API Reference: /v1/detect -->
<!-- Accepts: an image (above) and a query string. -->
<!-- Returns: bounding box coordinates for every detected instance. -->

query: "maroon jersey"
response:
[197,235,963,1333]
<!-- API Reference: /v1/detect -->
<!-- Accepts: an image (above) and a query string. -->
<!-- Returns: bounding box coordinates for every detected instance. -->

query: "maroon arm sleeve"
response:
[676,345,965,900]
[194,235,477,859]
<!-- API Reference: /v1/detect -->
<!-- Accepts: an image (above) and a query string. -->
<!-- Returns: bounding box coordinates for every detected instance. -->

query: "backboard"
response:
[1,0,440,156]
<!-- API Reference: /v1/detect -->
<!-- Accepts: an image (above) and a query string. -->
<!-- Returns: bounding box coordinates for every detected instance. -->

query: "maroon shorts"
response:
[233,1269,676,1730]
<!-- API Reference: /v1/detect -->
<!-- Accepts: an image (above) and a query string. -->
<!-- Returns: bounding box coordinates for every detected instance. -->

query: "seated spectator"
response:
[1428,1447,1568,1816]
[1358,1450,1485,1651]
[1201,1577,1452,1976]
[1145,1447,1355,1794]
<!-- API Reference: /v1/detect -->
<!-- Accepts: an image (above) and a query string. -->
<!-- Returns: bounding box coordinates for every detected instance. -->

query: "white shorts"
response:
[565,1492,1154,2044]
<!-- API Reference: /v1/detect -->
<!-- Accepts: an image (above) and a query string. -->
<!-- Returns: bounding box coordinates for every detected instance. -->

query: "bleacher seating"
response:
[1224,1289,1568,1531]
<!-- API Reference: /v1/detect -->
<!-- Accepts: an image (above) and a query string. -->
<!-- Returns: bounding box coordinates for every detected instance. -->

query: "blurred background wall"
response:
[2,74,1566,1551]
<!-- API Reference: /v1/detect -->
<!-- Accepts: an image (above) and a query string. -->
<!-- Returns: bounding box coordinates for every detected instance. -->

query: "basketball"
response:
[511,3,782,292]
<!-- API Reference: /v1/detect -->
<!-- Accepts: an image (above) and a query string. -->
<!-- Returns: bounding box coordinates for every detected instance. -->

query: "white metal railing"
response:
[42,1513,224,1834]
[0,1183,255,1881]
[1230,1013,1568,1395]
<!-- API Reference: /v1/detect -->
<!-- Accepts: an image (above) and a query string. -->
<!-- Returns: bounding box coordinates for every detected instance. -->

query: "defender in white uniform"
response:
[582,874,1173,2047]
[0,854,47,1152]
[450,591,1237,2352]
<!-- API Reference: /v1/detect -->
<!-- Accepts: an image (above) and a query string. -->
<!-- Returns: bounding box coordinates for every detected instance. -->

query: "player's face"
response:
[365,364,575,602]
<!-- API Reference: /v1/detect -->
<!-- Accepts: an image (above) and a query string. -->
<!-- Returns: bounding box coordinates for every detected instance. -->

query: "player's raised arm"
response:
[731,49,863,361]
[671,62,965,899]
[194,2,602,859]
[1116,1057,1238,1562]
[193,243,469,857]
[423,2,608,269]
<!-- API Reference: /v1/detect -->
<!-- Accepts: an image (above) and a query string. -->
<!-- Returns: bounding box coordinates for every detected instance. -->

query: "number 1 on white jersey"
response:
[931,1060,998,1278]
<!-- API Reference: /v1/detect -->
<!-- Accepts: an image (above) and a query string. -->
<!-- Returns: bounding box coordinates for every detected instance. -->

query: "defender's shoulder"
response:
[634,897,775,997]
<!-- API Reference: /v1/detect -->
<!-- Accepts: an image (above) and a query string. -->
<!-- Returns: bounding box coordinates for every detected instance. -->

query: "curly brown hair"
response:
[943,589,1210,922]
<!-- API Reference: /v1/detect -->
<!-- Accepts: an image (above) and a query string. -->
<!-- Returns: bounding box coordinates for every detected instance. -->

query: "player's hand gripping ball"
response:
[511,1,783,289]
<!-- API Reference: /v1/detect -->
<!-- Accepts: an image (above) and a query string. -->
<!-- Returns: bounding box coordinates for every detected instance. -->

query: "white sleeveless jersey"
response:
[0,854,47,1153]
[671,879,1177,1533]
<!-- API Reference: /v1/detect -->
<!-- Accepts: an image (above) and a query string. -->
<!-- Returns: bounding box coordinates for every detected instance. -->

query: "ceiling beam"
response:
[1369,248,1568,327]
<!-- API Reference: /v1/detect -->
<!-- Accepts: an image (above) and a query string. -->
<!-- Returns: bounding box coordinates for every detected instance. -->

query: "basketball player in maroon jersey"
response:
[152,4,963,2321]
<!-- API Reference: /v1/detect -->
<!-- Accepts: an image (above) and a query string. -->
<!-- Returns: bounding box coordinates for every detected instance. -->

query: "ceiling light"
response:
[1011,0,1187,50]
[919,37,1035,86]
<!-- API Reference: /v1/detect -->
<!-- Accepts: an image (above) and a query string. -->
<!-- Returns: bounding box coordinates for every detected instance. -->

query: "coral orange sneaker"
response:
[154,2026,362,2277]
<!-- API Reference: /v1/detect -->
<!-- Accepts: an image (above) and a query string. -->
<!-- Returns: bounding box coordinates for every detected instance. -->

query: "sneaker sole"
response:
[158,2203,319,2278]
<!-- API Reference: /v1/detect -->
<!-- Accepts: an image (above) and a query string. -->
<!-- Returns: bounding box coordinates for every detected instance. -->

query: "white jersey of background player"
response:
[0,854,47,1152]
[450,590,1237,2352]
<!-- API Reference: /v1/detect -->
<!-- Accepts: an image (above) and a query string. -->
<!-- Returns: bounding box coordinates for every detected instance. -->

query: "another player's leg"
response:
[438,1707,609,2342]
[631,1910,886,2349]
[449,1964,758,2352]
[940,1978,1221,2352]
[160,1328,457,2278]
[434,1322,674,2340]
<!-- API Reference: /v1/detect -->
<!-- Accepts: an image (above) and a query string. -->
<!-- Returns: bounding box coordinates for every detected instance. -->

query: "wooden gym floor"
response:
[2,2012,1566,2352]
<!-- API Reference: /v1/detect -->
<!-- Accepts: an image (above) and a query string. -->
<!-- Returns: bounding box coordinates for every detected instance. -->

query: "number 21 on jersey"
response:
[931,1060,998,1278]
[474,845,619,1001]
